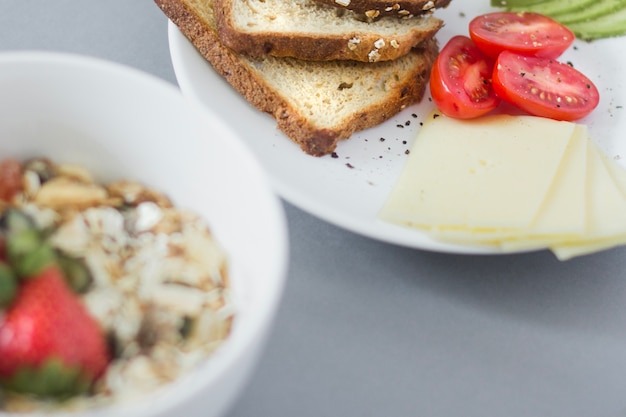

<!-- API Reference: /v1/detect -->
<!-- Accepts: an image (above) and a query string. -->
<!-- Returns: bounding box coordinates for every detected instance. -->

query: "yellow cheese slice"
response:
[599,146,626,197]
[429,124,587,250]
[550,139,626,260]
[379,113,575,231]
[380,112,626,260]
[499,124,588,252]
[552,234,626,260]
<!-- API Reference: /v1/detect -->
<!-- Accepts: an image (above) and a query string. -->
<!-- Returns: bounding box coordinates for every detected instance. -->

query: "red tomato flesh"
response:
[430,36,500,120]
[492,51,600,121]
[469,12,575,60]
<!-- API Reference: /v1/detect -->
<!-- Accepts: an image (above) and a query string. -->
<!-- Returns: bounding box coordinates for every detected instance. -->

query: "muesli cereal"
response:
[0,158,234,412]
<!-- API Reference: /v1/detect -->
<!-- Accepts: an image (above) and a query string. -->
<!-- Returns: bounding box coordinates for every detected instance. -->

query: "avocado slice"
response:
[567,4,626,40]
[490,0,545,6]
[507,0,598,16]
[556,0,626,24]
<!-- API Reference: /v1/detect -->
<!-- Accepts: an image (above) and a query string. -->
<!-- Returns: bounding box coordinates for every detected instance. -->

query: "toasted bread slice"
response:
[214,0,443,62]
[314,0,452,18]
[156,0,439,156]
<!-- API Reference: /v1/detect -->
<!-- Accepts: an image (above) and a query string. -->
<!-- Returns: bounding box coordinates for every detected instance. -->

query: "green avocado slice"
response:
[556,0,626,24]
[490,0,545,6]
[567,4,626,40]
[507,0,598,16]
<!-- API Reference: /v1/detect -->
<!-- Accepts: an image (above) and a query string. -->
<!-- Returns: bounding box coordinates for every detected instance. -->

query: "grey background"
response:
[2,2,626,416]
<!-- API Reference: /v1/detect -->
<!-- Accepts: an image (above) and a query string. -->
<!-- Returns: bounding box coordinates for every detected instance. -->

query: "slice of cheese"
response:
[380,112,626,260]
[578,140,626,238]
[428,125,587,251]
[499,124,588,252]
[379,114,575,231]
[550,139,626,260]
[599,146,626,197]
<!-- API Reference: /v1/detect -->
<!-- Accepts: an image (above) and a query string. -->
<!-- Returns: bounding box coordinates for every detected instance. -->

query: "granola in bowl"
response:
[0,157,235,412]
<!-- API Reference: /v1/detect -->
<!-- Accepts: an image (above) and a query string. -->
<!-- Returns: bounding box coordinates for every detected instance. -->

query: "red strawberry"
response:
[0,265,109,397]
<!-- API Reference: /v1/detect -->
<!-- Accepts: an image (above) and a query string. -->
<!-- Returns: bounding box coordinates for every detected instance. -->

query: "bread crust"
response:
[313,0,452,17]
[214,0,443,62]
[155,0,438,156]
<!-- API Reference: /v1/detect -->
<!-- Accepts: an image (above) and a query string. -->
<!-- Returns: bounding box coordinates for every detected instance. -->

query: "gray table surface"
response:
[2,2,626,417]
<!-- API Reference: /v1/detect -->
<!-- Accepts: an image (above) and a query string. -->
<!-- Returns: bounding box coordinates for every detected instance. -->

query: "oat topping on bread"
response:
[214,0,443,62]
[318,0,452,17]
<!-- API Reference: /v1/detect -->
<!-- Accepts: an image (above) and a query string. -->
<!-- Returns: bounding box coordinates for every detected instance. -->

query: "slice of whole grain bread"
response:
[155,0,439,156]
[313,0,452,17]
[214,0,442,62]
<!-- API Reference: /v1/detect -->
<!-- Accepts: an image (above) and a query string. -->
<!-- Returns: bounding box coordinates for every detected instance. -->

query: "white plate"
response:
[167,1,626,254]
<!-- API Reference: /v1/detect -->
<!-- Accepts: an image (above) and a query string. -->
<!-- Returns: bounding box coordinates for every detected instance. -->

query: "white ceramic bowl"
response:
[0,52,288,417]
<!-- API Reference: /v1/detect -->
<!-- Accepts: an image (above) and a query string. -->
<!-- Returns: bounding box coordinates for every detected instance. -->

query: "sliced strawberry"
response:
[0,265,109,397]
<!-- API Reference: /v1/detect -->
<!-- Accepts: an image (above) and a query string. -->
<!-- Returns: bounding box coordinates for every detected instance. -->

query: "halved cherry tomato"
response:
[469,12,575,60]
[429,35,500,120]
[492,51,600,121]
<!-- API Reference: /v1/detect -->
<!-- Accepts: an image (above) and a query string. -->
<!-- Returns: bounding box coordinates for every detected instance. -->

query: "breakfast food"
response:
[430,35,500,119]
[312,0,452,17]
[0,158,233,411]
[214,0,444,62]
[379,112,626,260]
[0,263,110,399]
[431,11,599,121]
[156,0,440,156]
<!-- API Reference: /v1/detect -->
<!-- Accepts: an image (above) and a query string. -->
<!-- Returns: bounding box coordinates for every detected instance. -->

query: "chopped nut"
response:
[34,177,108,209]
[22,170,41,197]
[24,158,56,183]
[334,0,350,5]
[57,163,95,183]
[107,180,172,208]
[129,202,163,233]
[365,9,380,18]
